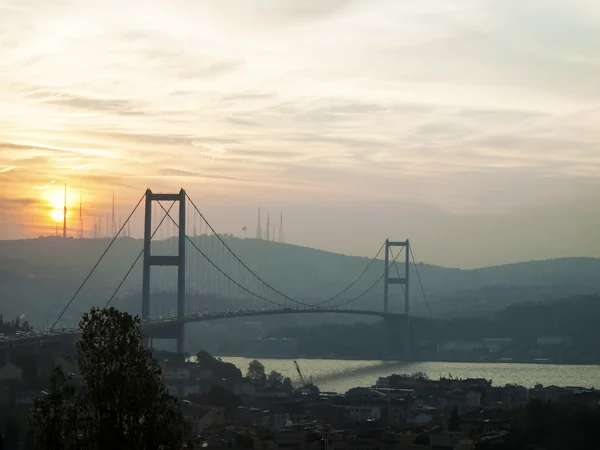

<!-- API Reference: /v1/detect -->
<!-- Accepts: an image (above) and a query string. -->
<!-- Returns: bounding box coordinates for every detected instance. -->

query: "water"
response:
[216,357,600,393]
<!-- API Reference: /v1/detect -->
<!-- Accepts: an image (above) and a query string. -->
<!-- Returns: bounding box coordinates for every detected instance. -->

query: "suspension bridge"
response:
[2,189,430,360]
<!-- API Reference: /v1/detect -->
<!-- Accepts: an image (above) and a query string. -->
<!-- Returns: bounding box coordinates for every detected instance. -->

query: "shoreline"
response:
[213,354,600,367]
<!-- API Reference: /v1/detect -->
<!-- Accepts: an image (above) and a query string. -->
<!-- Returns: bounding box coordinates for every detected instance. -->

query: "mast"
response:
[79,194,83,239]
[278,210,284,243]
[62,183,67,238]
[266,212,270,240]
[256,207,262,239]
[112,193,115,237]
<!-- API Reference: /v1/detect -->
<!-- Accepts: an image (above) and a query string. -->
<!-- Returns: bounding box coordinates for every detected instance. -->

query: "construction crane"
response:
[293,360,305,385]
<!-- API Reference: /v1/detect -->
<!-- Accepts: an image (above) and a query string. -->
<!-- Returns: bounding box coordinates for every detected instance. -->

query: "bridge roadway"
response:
[143,307,401,330]
[0,307,405,349]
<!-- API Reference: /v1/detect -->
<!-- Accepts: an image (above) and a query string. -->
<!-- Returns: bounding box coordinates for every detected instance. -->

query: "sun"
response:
[50,209,67,222]
[43,186,73,224]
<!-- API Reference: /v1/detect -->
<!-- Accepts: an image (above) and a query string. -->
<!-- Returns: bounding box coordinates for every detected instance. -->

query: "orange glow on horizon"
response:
[42,185,77,226]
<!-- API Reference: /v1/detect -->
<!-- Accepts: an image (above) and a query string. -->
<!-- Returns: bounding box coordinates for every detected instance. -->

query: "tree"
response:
[28,307,185,450]
[411,371,429,381]
[282,377,293,391]
[28,366,78,450]
[267,370,284,387]
[246,360,266,384]
[195,350,215,367]
[2,416,20,450]
[195,350,242,381]
[76,307,184,449]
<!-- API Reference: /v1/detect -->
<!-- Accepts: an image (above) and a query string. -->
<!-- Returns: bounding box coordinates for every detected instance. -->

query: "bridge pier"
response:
[382,315,411,361]
[176,323,185,354]
[382,319,390,360]
[142,189,187,353]
[144,322,185,353]
[383,239,411,361]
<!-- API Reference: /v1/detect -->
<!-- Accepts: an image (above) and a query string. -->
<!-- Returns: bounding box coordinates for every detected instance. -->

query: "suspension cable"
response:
[389,246,432,317]
[104,201,176,309]
[312,240,387,307]
[185,236,302,308]
[409,245,432,318]
[326,245,403,309]
[51,192,146,330]
[157,202,310,308]
[186,194,310,307]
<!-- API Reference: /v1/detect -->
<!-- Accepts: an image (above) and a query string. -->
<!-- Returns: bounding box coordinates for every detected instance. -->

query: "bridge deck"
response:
[0,308,405,348]
[144,307,405,330]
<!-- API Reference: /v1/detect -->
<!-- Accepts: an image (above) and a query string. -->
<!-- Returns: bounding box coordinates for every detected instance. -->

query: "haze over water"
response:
[218,357,600,393]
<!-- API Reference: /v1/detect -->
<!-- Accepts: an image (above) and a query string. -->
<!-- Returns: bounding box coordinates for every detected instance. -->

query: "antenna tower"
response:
[256,207,262,239]
[278,211,284,243]
[62,183,67,238]
[79,194,83,239]
[111,193,115,237]
[266,212,270,240]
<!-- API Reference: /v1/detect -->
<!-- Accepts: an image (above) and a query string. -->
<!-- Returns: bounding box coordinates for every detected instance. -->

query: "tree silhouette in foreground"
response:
[29,366,78,449]
[29,307,184,449]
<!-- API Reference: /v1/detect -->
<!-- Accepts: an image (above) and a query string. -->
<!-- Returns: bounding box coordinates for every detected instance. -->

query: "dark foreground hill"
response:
[0,236,599,326]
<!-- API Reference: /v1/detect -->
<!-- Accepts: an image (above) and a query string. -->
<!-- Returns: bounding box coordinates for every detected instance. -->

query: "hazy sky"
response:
[1,0,599,268]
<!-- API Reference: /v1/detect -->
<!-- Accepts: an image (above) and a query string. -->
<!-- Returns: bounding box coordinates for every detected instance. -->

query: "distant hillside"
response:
[0,237,598,326]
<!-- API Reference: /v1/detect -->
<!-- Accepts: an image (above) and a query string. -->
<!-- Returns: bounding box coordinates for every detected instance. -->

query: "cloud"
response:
[43,94,146,115]
[72,163,91,171]
[226,149,307,160]
[33,181,55,190]
[0,166,20,173]
[0,197,37,208]
[155,168,326,193]
[0,0,599,266]
[158,168,246,182]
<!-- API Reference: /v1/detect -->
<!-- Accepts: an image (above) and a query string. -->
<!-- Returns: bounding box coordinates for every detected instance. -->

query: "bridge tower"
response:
[383,239,410,360]
[142,189,187,353]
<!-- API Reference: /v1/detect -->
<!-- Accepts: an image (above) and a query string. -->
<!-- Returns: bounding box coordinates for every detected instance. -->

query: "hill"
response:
[268,294,600,362]
[0,237,598,326]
